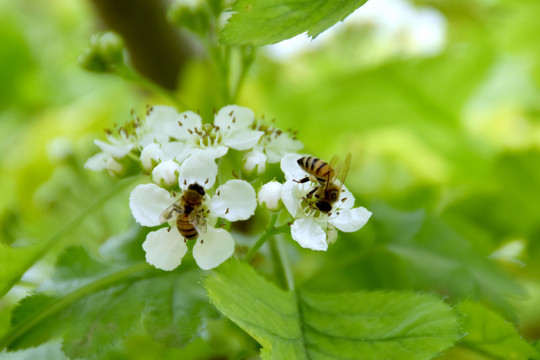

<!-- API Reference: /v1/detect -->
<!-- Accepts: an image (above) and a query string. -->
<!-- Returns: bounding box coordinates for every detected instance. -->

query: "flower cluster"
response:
[86,104,371,271]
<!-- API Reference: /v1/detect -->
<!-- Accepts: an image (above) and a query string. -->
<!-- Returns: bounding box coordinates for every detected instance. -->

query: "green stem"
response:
[243,214,288,263]
[0,262,151,351]
[231,46,255,103]
[269,237,295,291]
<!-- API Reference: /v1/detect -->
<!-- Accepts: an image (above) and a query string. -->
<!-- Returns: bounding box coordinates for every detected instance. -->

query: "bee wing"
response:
[336,152,351,187]
[159,199,184,224]
[327,155,340,183]
[188,206,207,235]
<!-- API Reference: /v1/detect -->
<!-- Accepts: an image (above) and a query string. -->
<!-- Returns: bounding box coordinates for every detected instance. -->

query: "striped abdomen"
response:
[297,156,335,183]
[176,214,198,240]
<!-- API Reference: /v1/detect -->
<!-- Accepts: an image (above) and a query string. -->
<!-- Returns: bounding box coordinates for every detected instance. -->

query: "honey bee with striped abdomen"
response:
[296,154,351,213]
[160,183,207,241]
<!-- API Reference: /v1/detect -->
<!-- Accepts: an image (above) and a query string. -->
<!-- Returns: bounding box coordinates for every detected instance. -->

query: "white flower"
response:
[243,149,267,174]
[152,160,181,188]
[280,153,372,251]
[164,105,264,160]
[84,152,124,175]
[129,153,257,270]
[243,121,303,174]
[86,105,183,172]
[258,181,283,211]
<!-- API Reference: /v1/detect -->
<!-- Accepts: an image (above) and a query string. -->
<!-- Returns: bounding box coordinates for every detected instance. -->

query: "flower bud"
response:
[140,143,164,170]
[258,181,283,211]
[243,149,266,175]
[168,0,210,35]
[78,32,124,73]
[152,160,181,188]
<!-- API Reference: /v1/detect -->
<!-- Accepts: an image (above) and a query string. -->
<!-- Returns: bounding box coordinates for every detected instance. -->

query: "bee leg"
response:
[294,177,310,184]
[306,188,316,198]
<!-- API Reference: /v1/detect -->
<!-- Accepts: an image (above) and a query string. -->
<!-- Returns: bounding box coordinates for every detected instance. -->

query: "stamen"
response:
[225,208,229,215]
[178,120,183,127]
[229,110,234,116]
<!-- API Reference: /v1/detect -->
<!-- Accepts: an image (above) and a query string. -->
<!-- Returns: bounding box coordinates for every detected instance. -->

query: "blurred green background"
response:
[1,0,540,358]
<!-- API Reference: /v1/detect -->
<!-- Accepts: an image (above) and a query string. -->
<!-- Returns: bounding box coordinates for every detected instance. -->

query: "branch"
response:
[89,0,200,90]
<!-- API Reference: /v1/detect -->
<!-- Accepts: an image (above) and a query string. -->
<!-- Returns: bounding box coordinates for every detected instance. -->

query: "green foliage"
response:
[456,301,539,360]
[142,272,213,348]
[2,246,211,359]
[0,244,45,298]
[220,0,369,45]
[205,261,460,359]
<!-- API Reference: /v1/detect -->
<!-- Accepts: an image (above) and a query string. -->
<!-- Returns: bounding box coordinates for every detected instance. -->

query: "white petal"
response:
[258,181,283,211]
[152,160,181,187]
[280,153,306,180]
[329,207,372,232]
[162,141,193,163]
[192,227,235,270]
[94,139,133,158]
[163,111,202,141]
[197,145,229,160]
[178,151,218,190]
[129,184,174,226]
[266,135,303,163]
[106,157,123,175]
[84,152,109,171]
[142,228,187,271]
[336,185,355,210]
[224,130,264,151]
[280,179,310,218]
[140,143,163,170]
[243,149,267,174]
[291,218,328,251]
[210,180,256,221]
[145,105,181,128]
[214,105,254,129]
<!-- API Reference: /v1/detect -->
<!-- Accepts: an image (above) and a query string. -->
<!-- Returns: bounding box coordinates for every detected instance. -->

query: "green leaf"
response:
[456,301,539,360]
[220,0,369,46]
[0,179,134,298]
[205,261,459,360]
[372,203,526,317]
[0,243,45,298]
[142,271,212,348]
[2,246,210,359]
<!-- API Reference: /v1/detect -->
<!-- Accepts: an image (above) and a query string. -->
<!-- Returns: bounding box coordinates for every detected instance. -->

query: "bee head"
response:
[315,201,332,213]
[187,183,205,196]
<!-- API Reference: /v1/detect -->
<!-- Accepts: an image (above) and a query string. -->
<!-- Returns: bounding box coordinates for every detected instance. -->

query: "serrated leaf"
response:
[457,301,539,360]
[142,271,211,348]
[0,243,46,298]
[220,0,368,46]
[0,180,134,298]
[2,246,210,359]
[205,261,459,360]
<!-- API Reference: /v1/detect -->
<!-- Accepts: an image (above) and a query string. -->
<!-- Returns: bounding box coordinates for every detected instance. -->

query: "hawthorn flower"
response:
[85,106,182,172]
[243,121,303,174]
[280,153,372,251]
[129,151,257,270]
[161,105,265,160]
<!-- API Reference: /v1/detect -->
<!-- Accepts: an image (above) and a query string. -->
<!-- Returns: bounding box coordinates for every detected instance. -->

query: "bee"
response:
[159,183,207,241]
[296,153,351,213]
